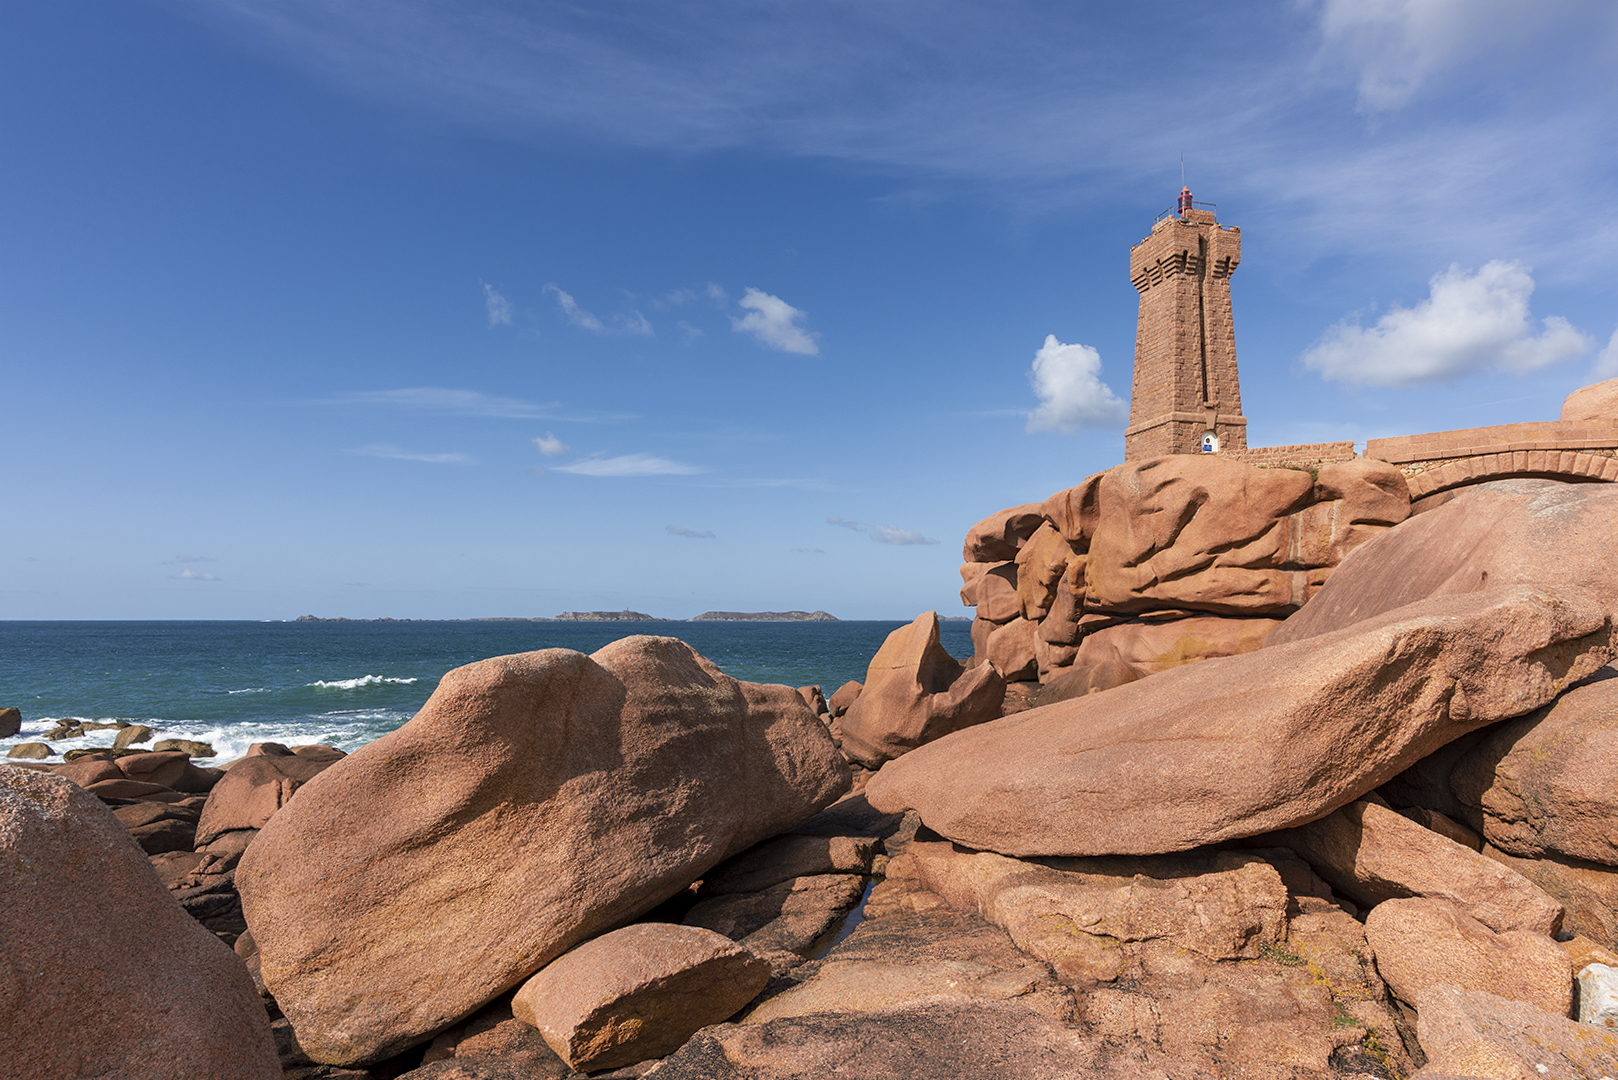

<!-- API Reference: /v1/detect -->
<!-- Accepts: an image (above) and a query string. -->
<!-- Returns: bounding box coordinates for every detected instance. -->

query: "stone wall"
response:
[1219,441,1356,470]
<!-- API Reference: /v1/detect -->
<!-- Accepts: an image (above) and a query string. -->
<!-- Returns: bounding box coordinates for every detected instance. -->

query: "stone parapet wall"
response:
[1220,442,1356,470]
[1365,421,1618,465]
[1398,449,1618,500]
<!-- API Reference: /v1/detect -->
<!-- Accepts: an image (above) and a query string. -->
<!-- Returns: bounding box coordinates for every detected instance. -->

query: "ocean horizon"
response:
[0,619,972,766]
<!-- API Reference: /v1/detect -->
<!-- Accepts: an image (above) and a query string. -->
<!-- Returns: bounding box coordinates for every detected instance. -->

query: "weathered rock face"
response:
[910,842,1288,975]
[1563,376,1618,422]
[961,503,1046,563]
[0,706,20,738]
[1070,614,1281,675]
[1273,478,1618,645]
[1446,672,1618,866]
[866,586,1613,857]
[1416,983,1618,1079]
[1483,846,1618,951]
[238,636,849,1066]
[959,456,1409,687]
[1269,798,1564,935]
[511,923,770,1072]
[836,612,1003,768]
[1365,897,1572,1016]
[195,742,345,847]
[0,768,278,1080]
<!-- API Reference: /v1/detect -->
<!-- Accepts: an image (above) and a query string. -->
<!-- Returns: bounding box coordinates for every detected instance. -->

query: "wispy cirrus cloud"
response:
[199,2,1618,274]
[553,453,704,477]
[667,524,716,538]
[483,283,512,326]
[173,568,221,581]
[352,443,476,465]
[332,387,557,418]
[826,516,937,545]
[545,283,654,336]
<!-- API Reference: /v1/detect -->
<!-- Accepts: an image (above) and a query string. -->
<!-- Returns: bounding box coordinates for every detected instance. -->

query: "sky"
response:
[3,0,1617,621]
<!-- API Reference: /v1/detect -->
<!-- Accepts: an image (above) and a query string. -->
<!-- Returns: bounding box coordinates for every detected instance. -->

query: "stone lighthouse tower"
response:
[1124,188,1247,460]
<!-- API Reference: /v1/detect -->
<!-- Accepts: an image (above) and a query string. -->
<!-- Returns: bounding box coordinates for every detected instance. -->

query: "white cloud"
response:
[677,320,703,343]
[614,309,655,336]
[352,444,476,465]
[173,569,221,581]
[667,525,716,539]
[827,516,936,545]
[483,283,512,326]
[1593,328,1618,381]
[1312,0,1582,112]
[1025,335,1129,433]
[704,283,727,303]
[731,288,818,355]
[337,387,555,418]
[173,555,216,564]
[1300,260,1592,386]
[544,283,604,331]
[553,453,704,477]
[870,525,938,546]
[532,432,571,457]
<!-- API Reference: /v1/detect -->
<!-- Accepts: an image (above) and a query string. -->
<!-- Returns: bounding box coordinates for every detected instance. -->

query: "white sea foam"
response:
[227,687,269,695]
[307,675,419,690]
[2,710,412,765]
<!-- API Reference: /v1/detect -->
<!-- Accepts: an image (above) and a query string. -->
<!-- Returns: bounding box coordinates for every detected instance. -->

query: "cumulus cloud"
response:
[1593,328,1618,381]
[532,432,571,457]
[352,443,476,465]
[667,525,716,539]
[544,284,604,331]
[337,387,555,418]
[827,516,936,545]
[553,453,704,477]
[1025,335,1129,433]
[173,569,221,581]
[1300,260,1592,386]
[732,288,818,354]
[483,283,512,326]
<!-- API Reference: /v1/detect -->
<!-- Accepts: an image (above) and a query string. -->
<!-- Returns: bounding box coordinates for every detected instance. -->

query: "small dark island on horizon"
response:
[292,609,843,624]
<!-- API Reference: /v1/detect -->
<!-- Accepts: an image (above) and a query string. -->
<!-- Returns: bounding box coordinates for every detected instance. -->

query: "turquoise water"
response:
[0,620,970,763]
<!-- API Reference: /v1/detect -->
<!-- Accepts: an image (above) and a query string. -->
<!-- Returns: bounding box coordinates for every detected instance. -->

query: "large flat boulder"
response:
[1273,478,1618,644]
[0,768,278,1079]
[238,636,850,1065]
[866,586,1613,856]
[836,612,1003,767]
[1069,614,1281,675]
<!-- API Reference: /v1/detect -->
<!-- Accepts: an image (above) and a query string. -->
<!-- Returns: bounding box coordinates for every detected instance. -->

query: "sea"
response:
[0,620,972,765]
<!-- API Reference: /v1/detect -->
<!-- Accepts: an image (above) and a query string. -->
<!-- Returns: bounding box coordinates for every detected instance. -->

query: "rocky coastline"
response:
[11,382,1618,1078]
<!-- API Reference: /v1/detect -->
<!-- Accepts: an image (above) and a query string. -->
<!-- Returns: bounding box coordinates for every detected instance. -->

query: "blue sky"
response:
[3,1,1616,620]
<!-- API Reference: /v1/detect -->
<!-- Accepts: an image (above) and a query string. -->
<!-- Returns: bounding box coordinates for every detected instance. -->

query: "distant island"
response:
[293,610,840,623]
[689,611,838,622]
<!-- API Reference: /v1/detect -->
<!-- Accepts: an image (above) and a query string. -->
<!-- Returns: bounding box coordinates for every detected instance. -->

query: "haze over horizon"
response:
[4,1,1616,620]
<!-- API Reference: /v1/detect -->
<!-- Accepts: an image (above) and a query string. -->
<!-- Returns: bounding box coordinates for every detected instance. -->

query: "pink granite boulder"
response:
[238,636,849,1066]
[837,612,1004,767]
[0,768,277,1079]
[866,586,1613,857]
